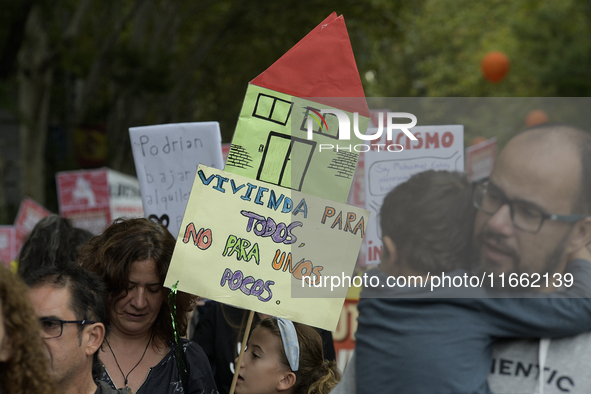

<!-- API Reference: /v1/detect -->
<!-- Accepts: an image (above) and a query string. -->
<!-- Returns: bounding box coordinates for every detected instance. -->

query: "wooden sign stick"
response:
[229,310,255,394]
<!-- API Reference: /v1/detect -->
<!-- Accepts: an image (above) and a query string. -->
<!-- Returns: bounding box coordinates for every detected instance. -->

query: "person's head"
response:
[78,217,195,342]
[236,317,340,394]
[26,264,107,388]
[17,214,94,282]
[379,170,475,276]
[473,124,591,284]
[0,264,55,394]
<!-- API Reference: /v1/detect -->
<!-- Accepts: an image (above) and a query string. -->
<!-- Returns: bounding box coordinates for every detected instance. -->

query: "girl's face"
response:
[235,326,293,394]
[110,259,164,337]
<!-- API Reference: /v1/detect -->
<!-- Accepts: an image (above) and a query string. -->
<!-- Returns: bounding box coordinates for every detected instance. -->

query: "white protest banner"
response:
[164,165,368,331]
[364,125,464,264]
[108,170,146,221]
[130,122,224,237]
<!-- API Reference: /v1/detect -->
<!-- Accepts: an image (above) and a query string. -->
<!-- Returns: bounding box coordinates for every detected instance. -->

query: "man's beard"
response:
[471,228,571,291]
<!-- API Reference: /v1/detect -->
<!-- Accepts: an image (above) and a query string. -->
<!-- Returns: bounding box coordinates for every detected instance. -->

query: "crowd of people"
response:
[0,217,339,394]
[1,122,591,394]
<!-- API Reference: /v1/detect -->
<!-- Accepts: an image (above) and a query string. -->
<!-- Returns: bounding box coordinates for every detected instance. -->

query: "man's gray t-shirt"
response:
[334,336,591,394]
[489,333,591,394]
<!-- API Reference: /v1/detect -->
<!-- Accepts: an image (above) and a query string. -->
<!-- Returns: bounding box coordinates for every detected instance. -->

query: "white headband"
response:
[276,318,300,372]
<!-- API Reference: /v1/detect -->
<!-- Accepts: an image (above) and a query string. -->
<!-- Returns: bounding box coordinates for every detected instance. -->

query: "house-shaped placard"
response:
[225,13,369,203]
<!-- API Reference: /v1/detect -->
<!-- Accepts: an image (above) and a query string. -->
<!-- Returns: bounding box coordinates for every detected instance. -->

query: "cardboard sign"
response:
[465,137,497,182]
[129,122,224,237]
[222,143,231,168]
[14,197,52,247]
[227,86,368,202]
[56,168,144,234]
[333,298,359,372]
[346,152,367,269]
[363,125,464,264]
[225,13,369,203]
[165,165,369,331]
[0,226,16,266]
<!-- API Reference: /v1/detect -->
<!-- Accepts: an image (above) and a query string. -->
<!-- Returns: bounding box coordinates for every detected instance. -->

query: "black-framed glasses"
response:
[39,318,96,339]
[472,177,588,233]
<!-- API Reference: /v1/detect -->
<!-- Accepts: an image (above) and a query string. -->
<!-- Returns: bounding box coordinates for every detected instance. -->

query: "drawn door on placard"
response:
[257,132,316,191]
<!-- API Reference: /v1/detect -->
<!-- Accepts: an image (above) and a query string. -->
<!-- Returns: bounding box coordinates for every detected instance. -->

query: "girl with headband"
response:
[235,317,340,394]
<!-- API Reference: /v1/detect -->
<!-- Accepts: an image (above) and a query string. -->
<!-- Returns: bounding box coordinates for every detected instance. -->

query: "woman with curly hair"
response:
[235,317,340,394]
[0,264,55,394]
[78,217,217,394]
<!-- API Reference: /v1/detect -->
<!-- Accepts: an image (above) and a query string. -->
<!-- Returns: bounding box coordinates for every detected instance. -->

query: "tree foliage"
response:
[0,0,590,219]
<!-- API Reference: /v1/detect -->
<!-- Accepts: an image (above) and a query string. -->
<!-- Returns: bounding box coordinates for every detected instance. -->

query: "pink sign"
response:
[57,168,110,234]
[465,137,497,182]
[0,226,16,266]
[14,197,52,248]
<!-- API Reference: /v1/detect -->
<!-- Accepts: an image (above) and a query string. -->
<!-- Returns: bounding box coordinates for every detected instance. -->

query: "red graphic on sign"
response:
[333,299,359,372]
[57,170,110,211]
[57,169,111,234]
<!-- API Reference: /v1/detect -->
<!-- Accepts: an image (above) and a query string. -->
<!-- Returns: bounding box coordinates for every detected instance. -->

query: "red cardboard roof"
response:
[251,13,369,116]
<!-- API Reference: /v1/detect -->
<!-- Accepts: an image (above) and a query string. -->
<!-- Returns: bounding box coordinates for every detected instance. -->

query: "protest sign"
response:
[465,137,497,182]
[333,298,359,372]
[0,226,16,266]
[56,168,144,234]
[164,165,368,331]
[225,13,369,203]
[14,197,52,247]
[363,125,464,264]
[129,122,224,237]
[222,142,231,167]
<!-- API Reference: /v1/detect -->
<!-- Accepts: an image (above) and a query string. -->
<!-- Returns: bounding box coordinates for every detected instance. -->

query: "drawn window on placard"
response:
[257,132,316,191]
[252,94,293,126]
[299,107,340,139]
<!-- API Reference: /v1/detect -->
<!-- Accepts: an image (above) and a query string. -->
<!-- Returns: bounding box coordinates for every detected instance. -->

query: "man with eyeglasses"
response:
[475,124,591,393]
[472,129,591,284]
[330,123,591,394]
[26,264,126,394]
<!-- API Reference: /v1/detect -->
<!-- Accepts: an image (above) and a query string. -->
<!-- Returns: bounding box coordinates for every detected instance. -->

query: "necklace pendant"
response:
[105,333,153,394]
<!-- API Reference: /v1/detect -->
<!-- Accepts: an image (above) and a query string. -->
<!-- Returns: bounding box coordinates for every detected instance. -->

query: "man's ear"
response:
[84,323,105,357]
[277,371,296,392]
[378,236,398,276]
[567,217,591,255]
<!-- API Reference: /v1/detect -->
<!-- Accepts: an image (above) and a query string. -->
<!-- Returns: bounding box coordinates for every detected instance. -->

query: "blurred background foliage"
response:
[0,0,590,222]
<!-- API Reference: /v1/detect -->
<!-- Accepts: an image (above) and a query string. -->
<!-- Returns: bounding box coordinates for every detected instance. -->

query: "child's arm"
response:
[567,244,591,268]
[480,257,591,338]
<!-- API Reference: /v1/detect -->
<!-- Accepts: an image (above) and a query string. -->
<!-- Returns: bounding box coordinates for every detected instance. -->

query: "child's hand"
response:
[568,245,591,262]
